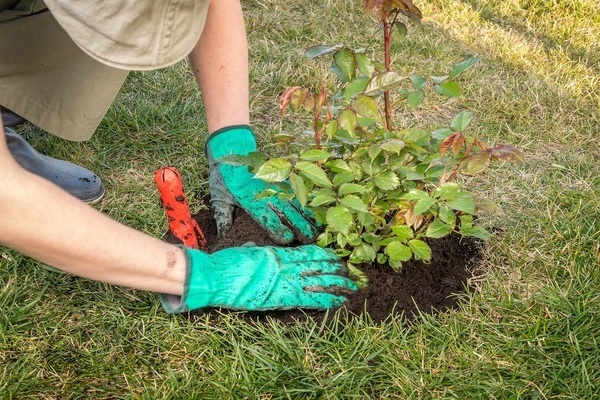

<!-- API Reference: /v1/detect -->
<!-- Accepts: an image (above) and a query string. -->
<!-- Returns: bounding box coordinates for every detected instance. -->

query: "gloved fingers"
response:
[245,202,296,244]
[292,290,350,309]
[272,245,340,265]
[267,197,320,244]
[290,197,323,230]
[301,274,359,293]
[212,200,235,237]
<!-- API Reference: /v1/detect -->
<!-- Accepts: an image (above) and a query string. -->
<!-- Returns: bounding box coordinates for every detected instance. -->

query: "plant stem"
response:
[383,15,393,131]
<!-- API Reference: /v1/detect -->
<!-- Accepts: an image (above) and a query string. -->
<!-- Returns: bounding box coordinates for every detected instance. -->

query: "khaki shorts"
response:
[0,0,209,141]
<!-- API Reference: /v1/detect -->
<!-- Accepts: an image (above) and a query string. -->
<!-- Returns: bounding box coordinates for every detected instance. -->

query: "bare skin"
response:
[0,0,249,296]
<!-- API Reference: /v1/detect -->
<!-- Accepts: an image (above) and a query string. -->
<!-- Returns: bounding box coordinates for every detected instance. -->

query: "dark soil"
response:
[167,207,484,325]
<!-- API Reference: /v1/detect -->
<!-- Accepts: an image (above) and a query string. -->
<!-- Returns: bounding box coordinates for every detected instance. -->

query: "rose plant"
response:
[222,0,523,280]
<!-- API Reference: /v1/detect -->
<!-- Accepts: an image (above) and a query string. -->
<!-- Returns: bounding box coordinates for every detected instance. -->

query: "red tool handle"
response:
[154,167,207,250]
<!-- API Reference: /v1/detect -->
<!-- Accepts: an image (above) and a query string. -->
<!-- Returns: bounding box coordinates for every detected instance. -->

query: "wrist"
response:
[159,246,214,313]
[205,125,256,159]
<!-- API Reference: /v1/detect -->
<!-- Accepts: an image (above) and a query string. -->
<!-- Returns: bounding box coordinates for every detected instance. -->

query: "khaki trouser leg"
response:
[0,6,128,141]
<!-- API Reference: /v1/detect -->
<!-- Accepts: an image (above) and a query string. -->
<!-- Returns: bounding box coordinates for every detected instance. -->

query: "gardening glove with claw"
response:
[159,244,357,313]
[206,125,320,244]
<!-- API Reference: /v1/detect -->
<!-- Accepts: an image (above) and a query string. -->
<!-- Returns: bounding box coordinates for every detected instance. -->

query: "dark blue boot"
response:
[4,127,105,205]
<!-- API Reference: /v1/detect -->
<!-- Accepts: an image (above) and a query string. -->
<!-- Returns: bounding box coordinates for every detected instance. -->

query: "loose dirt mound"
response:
[167,207,483,324]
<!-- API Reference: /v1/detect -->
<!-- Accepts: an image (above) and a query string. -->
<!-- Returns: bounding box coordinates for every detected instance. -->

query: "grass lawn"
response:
[2,0,599,398]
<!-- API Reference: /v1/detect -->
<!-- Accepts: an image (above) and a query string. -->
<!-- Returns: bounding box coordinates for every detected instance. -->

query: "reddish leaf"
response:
[451,133,466,155]
[489,144,525,163]
[280,86,303,116]
[439,132,462,157]
[365,0,422,22]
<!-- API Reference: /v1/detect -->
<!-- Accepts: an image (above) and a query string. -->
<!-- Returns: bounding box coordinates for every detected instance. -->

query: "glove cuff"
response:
[205,125,256,159]
[159,246,213,314]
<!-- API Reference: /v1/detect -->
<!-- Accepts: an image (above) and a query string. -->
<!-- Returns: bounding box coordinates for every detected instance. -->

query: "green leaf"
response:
[475,197,498,213]
[394,20,408,38]
[364,71,405,96]
[403,128,430,146]
[351,94,380,119]
[355,52,376,77]
[325,120,338,140]
[288,172,308,207]
[344,76,370,101]
[368,144,382,160]
[425,220,453,238]
[305,44,343,58]
[386,241,413,262]
[414,197,437,215]
[312,187,336,197]
[218,154,250,166]
[340,195,368,212]
[333,48,356,82]
[296,161,332,188]
[450,111,474,131]
[299,149,332,162]
[433,182,461,200]
[347,263,369,289]
[404,170,426,180]
[431,127,454,140]
[273,133,296,145]
[438,204,457,225]
[350,243,377,263]
[326,159,352,172]
[435,79,462,97]
[334,248,352,257]
[460,214,474,228]
[331,63,350,83]
[431,75,449,84]
[358,211,376,227]
[449,56,481,78]
[407,90,425,108]
[254,158,291,182]
[447,192,476,214]
[460,226,491,241]
[408,239,432,261]
[254,188,278,200]
[346,233,362,246]
[410,74,427,90]
[374,170,400,190]
[339,108,357,136]
[379,139,405,154]
[339,183,369,196]
[317,231,333,247]
[362,232,381,244]
[401,188,429,200]
[392,225,414,241]
[326,206,353,234]
[310,194,336,207]
[389,259,404,270]
[462,151,492,175]
[332,170,356,186]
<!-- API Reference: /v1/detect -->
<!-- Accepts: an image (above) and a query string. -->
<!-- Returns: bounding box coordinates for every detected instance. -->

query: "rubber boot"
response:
[4,128,105,204]
[0,106,26,127]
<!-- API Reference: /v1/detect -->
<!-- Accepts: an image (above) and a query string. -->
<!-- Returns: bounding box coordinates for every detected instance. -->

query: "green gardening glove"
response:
[206,125,320,244]
[159,245,357,313]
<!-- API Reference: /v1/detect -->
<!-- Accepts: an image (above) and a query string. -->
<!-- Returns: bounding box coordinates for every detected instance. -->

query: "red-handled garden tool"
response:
[154,166,207,251]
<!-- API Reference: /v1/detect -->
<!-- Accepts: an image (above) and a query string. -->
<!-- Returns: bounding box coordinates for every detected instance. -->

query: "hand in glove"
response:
[159,245,357,313]
[206,125,320,244]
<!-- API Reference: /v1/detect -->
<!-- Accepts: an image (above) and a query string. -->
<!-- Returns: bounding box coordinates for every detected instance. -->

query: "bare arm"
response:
[189,0,250,133]
[0,1,250,296]
[0,118,187,295]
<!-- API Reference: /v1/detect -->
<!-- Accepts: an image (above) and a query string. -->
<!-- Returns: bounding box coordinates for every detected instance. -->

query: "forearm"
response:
[0,124,186,295]
[189,0,250,133]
